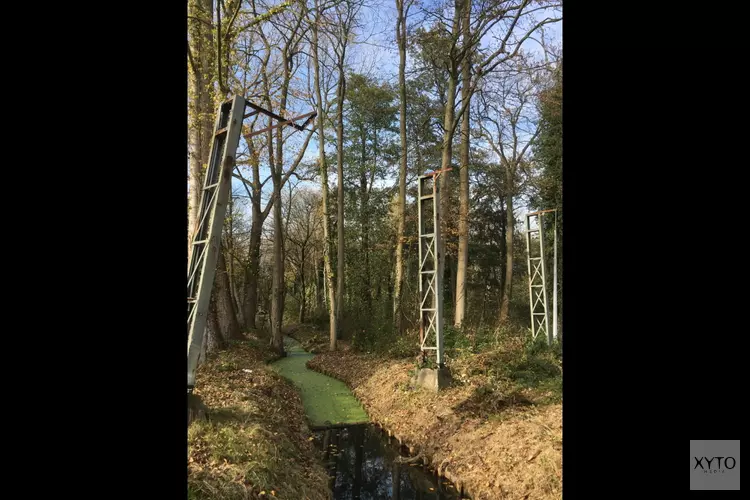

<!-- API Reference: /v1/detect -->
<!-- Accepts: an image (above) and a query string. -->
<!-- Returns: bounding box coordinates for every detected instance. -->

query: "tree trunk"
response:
[299,295,306,324]
[216,247,243,340]
[188,0,217,377]
[243,136,265,330]
[449,254,457,308]
[206,292,226,353]
[270,50,291,354]
[454,0,472,327]
[227,192,244,326]
[271,178,285,353]
[336,65,346,338]
[386,258,393,318]
[187,71,203,258]
[312,0,338,350]
[267,22,310,352]
[187,0,215,259]
[243,220,262,329]
[241,40,274,332]
[360,171,371,312]
[298,249,307,324]
[393,0,408,334]
[227,247,244,327]
[499,190,514,323]
[437,11,460,326]
[498,197,507,297]
[315,256,324,314]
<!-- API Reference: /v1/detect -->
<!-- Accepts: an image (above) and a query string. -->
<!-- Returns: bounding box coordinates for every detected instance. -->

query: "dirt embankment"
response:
[307,346,562,500]
[188,338,331,500]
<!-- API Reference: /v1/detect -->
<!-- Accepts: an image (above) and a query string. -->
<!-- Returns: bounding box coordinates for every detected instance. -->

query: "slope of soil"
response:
[188,338,331,500]
[270,337,369,428]
[305,339,562,500]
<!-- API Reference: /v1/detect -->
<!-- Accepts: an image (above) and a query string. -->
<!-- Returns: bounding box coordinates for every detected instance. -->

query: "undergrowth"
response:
[292,315,562,414]
[188,338,330,500]
[448,323,563,411]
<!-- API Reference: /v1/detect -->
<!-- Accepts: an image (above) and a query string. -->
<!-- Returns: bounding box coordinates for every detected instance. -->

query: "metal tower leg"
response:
[526,209,559,345]
[186,97,317,393]
[187,96,245,391]
[526,212,550,343]
[552,210,558,341]
[538,212,551,345]
[418,171,445,367]
[525,214,535,339]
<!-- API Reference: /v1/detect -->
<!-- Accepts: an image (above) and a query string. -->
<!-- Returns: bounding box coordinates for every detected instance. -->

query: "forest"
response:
[188,1,563,498]
[188,0,562,355]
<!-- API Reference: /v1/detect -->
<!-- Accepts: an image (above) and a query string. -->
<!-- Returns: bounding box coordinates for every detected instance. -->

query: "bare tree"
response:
[248,0,318,353]
[188,0,215,257]
[454,0,472,327]
[285,188,324,323]
[329,0,363,338]
[417,0,561,325]
[189,1,301,349]
[235,122,275,331]
[188,0,225,352]
[309,0,339,349]
[216,245,245,340]
[477,65,540,323]
[216,2,303,333]
[393,0,415,333]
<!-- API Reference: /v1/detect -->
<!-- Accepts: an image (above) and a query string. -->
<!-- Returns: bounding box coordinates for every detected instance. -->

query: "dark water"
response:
[314,424,465,500]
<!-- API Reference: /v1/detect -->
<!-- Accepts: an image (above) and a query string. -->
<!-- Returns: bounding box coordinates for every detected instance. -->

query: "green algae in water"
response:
[271,337,369,427]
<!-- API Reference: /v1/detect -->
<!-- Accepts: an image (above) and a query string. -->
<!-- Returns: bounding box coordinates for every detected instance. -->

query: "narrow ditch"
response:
[314,423,466,499]
[272,337,466,499]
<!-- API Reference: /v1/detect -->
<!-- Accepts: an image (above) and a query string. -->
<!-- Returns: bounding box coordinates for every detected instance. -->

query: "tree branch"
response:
[187,41,198,74]
[187,15,213,28]
[224,0,243,42]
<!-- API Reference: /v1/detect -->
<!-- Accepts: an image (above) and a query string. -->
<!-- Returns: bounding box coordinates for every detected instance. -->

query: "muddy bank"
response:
[188,339,331,500]
[307,349,562,500]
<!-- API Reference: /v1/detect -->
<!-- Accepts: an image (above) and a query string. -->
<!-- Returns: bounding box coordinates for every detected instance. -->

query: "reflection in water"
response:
[314,425,464,500]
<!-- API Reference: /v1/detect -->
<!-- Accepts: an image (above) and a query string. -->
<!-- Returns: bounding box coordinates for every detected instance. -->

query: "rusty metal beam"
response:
[420,167,453,178]
[527,208,557,216]
[243,111,317,139]
[243,100,316,131]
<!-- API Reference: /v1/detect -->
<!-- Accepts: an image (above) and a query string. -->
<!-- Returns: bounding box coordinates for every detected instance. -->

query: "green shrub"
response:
[443,324,472,351]
[388,333,418,358]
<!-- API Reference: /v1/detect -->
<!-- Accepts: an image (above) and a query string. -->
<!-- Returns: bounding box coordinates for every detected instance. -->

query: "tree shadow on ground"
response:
[452,385,535,418]
[452,354,561,418]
